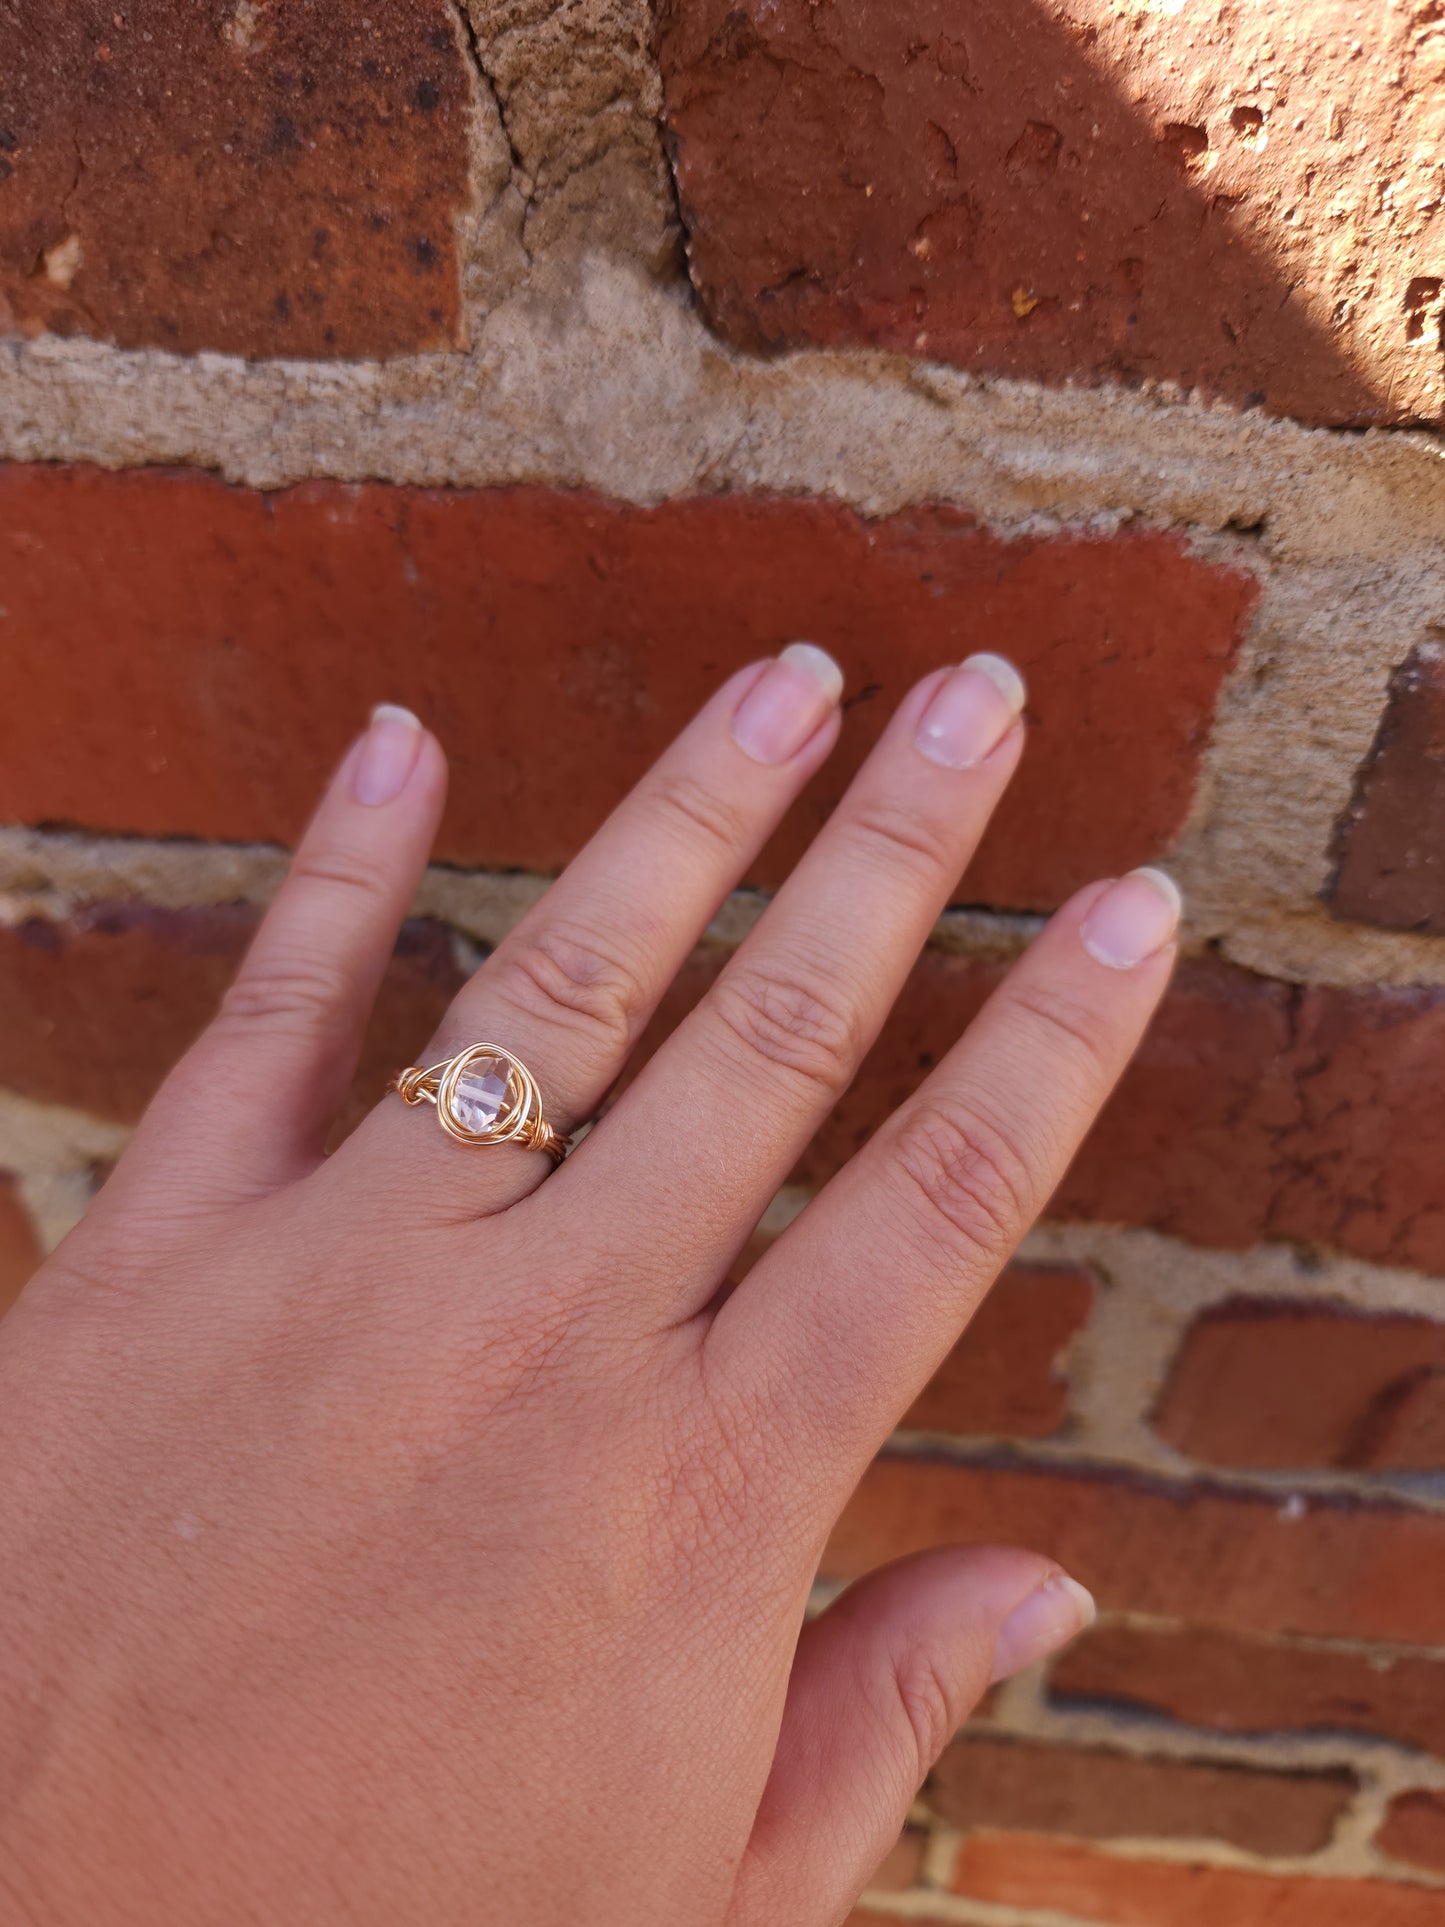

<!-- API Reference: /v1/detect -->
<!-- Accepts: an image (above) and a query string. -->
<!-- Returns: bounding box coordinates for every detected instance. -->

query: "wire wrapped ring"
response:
[390,1043,568,1167]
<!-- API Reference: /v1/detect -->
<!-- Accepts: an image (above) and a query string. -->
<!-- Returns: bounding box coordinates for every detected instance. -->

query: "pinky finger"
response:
[127,706,447,1202]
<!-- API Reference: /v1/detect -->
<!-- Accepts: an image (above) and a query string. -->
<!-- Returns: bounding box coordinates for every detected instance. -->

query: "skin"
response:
[0,653,1178,1925]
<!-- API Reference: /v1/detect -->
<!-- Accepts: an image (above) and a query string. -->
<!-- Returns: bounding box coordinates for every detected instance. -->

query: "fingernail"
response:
[1080,867,1183,970]
[991,1572,1096,1683]
[352,704,424,806]
[916,653,1027,769]
[731,643,844,765]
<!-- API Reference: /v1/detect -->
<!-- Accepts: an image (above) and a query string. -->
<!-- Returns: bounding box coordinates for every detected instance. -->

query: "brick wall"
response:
[3,3,1445,1922]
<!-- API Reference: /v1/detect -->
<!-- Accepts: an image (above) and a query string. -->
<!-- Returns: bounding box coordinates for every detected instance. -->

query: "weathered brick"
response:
[1379,1792,1445,1878]
[657,0,1445,427]
[0,907,463,1128]
[795,954,1445,1276]
[1329,643,1445,934]
[1051,1623,1445,1762]
[901,1263,1091,1439]
[0,0,472,358]
[0,465,1254,914]
[928,1735,1350,1858]
[824,1457,1445,1646]
[18,896,1445,1276]
[952,1834,1445,1925]
[0,1173,41,1314]
[1153,1300,1445,1472]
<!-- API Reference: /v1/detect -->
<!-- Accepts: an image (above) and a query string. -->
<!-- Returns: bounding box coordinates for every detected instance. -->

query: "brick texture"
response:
[823,1457,1445,1646]
[657,0,1445,427]
[0,465,1254,914]
[0,0,473,358]
[1378,1791,1445,1877]
[796,954,1445,1276]
[901,1263,1092,1439]
[1329,643,1445,934]
[951,1834,1445,1925]
[1051,1623,1445,1762]
[0,907,463,1129]
[927,1734,1351,1857]
[18,907,1445,1277]
[1153,1300,1445,1472]
[0,1173,41,1314]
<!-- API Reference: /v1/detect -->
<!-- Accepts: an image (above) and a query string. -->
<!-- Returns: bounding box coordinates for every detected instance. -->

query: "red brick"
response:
[1153,1300,1445,1472]
[952,1834,1445,1925]
[0,0,472,358]
[901,1263,1092,1439]
[656,0,1444,428]
[928,1735,1350,1857]
[0,1173,42,1314]
[847,1915,945,1927]
[823,1457,1445,1646]
[18,897,1445,1279]
[867,1828,927,1893]
[1051,1623,1445,1762]
[1329,644,1445,934]
[1379,1792,1445,1878]
[798,954,1445,1276]
[0,908,463,1127]
[0,465,1254,914]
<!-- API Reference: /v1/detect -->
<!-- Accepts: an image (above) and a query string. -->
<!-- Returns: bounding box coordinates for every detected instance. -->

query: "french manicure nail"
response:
[990,1572,1097,1683]
[352,704,424,806]
[1080,867,1183,970]
[731,642,844,766]
[916,653,1027,769]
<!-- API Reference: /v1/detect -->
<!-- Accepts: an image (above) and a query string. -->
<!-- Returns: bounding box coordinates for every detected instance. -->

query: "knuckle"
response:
[709,956,862,1097]
[497,923,649,1051]
[217,954,353,1036]
[891,1641,965,1779]
[1003,979,1114,1079]
[843,797,957,878]
[649,769,753,857]
[890,1098,1034,1259]
[288,845,394,908]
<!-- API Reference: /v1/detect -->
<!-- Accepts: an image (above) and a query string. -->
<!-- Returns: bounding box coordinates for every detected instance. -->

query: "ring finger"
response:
[340,646,846,1215]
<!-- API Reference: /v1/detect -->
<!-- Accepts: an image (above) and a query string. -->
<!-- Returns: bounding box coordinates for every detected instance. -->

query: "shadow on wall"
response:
[656,0,1445,428]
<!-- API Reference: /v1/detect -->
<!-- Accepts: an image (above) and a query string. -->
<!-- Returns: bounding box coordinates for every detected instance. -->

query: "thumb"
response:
[729,1546,1095,1927]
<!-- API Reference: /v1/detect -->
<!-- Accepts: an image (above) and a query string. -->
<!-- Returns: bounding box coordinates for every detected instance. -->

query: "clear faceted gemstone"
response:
[449,1055,512,1135]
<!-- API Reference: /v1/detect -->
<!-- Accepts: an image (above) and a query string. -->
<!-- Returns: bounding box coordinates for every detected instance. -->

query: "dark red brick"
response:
[0,465,1255,914]
[1153,1300,1445,1472]
[1051,1623,1445,1762]
[0,907,463,1128]
[901,1263,1092,1439]
[1329,644,1445,934]
[1378,1792,1445,1877]
[824,1457,1445,1646]
[17,896,1445,1278]
[657,0,1443,427]
[952,1834,1445,1925]
[0,1173,41,1314]
[929,1735,1350,1858]
[800,953,1445,1277]
[0,0,472,357]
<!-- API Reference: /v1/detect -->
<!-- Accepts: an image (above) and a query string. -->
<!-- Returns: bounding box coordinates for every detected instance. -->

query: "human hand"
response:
[0,648,1180,1925]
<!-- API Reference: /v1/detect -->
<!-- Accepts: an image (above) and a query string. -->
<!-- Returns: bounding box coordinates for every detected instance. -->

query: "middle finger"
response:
[565,654,1028,1313]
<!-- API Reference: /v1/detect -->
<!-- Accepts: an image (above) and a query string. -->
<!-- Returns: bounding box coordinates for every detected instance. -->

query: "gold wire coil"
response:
[390,1043,568,1167]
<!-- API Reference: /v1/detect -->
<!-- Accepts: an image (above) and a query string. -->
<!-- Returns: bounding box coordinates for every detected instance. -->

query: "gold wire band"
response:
[390,1043,568,1167]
